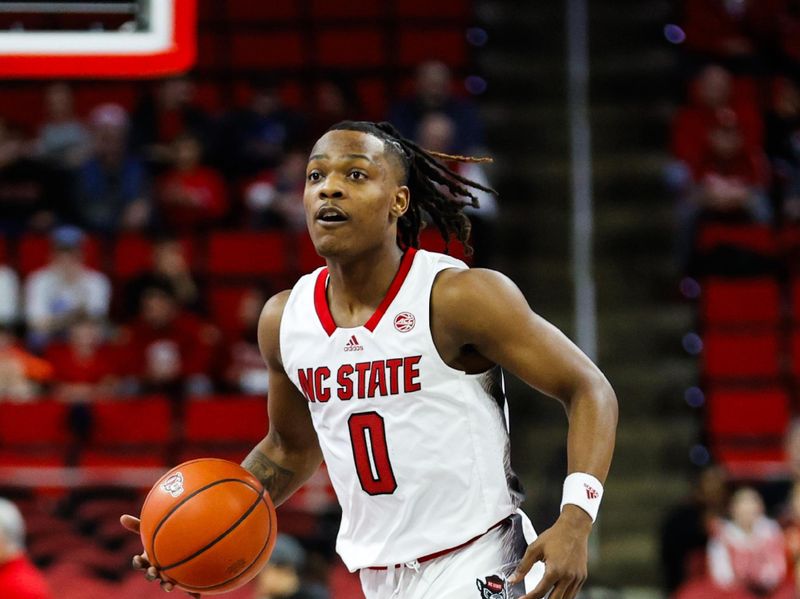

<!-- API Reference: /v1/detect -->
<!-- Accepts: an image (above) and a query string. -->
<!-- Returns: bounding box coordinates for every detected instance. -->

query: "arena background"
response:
[0,1,796,598]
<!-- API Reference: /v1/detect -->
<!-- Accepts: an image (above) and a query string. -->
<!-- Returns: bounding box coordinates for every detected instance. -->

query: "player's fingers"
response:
[507,540,545,584]
[145,566,160,581]
[132,554,151,570]
[544,578,575,599]
[160,579,175,592]
[519,568,560,599]
[120,514,141,534]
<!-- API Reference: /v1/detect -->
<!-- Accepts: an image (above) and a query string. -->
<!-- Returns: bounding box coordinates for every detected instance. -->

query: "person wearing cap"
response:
[23,225,111,351]
[0,498,52,599]
[72,102,151,233]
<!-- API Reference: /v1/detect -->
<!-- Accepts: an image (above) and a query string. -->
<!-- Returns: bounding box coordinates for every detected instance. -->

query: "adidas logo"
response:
[584,483,599,500]
[344,335,363,352]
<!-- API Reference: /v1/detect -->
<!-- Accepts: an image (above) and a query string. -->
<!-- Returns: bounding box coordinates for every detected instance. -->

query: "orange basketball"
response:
[139,458,277,595]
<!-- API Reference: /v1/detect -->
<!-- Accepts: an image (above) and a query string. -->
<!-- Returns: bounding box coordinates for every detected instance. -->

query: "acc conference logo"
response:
[161,472,185,497]
[393,312,415,332]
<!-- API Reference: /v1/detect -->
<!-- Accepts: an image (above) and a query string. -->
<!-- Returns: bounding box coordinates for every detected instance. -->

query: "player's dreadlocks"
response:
[327,121,497,255]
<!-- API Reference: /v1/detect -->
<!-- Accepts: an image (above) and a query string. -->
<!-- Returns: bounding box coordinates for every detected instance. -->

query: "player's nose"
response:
[319,175,344,199]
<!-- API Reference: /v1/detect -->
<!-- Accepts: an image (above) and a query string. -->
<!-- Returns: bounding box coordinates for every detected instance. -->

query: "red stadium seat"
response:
[18,233,103,276]
[112,235,195,280]
[310,0,384,19]
[702,330,781,380]
[418,228,472,263]
[707,387,790,472]
[701,277,781,328]
[230,32,305,69]
[89,397,172,446]
[208,284,251,335]
[315,29,386,68]
[207,231,289,277]
[226,0,300,22]
[792,330,800,378]
[0,401,70,446]
[792,279,800,324]
[394,0,470,18]
[296,232,325,274]
[184,395,268,445]
[357,78,389,119]
[398,28,468,68]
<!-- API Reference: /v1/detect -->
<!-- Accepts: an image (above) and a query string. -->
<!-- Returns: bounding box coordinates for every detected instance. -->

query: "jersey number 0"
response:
[348,411,397,495]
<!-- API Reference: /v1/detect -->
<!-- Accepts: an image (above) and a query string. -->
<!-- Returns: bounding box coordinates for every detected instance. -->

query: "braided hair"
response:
[326,121,497,255]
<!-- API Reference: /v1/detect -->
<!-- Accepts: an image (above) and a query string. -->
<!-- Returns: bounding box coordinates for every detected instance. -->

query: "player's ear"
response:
[391,186,410,218]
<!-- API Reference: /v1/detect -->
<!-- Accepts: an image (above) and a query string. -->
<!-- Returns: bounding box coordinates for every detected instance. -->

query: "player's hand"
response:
[120,514,200,598]
[507,505,592,599]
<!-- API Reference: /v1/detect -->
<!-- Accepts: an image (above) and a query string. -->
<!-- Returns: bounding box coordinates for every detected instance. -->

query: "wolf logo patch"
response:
[476,574,507,599]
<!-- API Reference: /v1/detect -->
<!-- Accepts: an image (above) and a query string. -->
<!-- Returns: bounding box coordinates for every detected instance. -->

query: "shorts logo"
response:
[161,472,185,497]
[476,574,507,598]
[394,312,415,332]
[344,335,363,351]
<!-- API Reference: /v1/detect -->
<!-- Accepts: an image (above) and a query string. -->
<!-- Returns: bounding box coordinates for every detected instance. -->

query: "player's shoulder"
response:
[259,289,293,328]
[433,266,518,306]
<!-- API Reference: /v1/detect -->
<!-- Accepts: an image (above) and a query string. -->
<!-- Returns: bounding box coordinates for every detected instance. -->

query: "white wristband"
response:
[560,472,604,523]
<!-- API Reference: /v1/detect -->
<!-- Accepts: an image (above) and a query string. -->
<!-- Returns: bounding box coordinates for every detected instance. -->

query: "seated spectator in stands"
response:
[45,315,117,403]
[241,150,307,230]
[0,326,53,401]
[691,111,772,222]
[765,76,800,223]
[122,236,202,319]
[0,118,60,235]
[130,75,211,169]
[157,132,229,231]
[24,226,111,351]
[389,60,485,154]
[220,288,269,395]
[217,82,306,178]
[0,498,52,599]
[309,78,363,140]
[415,111,498,264]
[780,483,800,595]
[0,264,19,328]
[671,64,763,181]
[118,282,217,397]
[73,103,151,233]
[707,487,788,596]
[254,534,327,599]
[35,82,89,170]
[660,465,730,594]
[680,0,759,66]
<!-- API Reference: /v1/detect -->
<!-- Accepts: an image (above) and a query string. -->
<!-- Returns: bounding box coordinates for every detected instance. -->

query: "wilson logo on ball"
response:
[394,312,415,332]
[161,472,185,497]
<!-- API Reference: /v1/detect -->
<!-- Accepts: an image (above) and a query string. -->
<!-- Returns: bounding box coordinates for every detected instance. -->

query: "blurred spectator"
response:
[0,498,52,599]
[220,288,269,394]
[45,315,118,403]
[660,465,730,593]
[241,150,307,230]
[35,82,90,170]
[671,65,763,178]
[130,75,212,167]
[765,76,800,222]
[680,0,759,66]
[0,326,53,401]
[218,83,306,178]
[24,226,111,351]
[157,132,229,231]
[707,487,787,595]
[415,112,498,264]
[389,61,485,154]
[122,236,202,319]
[118,281,217,397]
[309,78,362,141]
[780,483,800,595]
[254,534,327,599]
[0,264,20,328]
[72,103,151,233]
[0,118,60,234]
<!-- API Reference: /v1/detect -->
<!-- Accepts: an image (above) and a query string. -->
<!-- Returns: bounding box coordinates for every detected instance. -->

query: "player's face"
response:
[304,130,409,259]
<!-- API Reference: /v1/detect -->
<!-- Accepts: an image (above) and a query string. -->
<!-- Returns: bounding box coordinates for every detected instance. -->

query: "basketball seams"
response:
[150,478,263,568]
[177,492,275,592]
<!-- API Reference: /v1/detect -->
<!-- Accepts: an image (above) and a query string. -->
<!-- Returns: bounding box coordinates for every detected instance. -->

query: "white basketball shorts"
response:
[359,510,546,599]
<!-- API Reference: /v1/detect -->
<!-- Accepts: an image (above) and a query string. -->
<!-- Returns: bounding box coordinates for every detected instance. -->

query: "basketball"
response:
[139,458,277,595]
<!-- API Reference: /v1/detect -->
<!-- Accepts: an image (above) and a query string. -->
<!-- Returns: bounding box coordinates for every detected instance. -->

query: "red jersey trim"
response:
[313,248,417,337]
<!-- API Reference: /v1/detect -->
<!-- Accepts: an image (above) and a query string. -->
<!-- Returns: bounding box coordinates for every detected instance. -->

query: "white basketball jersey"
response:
[280,248,522,571]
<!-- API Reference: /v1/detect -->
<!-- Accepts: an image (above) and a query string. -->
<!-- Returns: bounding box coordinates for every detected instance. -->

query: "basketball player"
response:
[122,121,617,599]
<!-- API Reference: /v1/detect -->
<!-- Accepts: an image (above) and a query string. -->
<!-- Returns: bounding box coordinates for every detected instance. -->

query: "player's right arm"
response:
[241,290,323,505]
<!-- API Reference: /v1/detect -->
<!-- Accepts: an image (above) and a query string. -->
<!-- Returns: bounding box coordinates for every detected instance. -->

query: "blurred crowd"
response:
[668,0,800,274]
[0,61,495,405]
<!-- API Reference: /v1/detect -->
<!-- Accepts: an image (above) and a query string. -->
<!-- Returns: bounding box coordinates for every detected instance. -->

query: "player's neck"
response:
[325,244,404,324]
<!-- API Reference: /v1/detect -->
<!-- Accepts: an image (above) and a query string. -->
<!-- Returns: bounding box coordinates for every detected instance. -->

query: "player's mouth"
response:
[315,205,349,226]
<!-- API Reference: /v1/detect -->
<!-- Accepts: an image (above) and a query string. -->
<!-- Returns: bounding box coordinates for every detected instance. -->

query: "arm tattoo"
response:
[242,448,295,504]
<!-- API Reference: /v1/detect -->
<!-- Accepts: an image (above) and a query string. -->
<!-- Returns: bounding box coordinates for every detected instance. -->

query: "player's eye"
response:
[348,170,367,180]
[307,170,322,182]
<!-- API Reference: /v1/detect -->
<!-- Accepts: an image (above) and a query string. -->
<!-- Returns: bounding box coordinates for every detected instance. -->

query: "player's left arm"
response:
[432,268,618,599]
